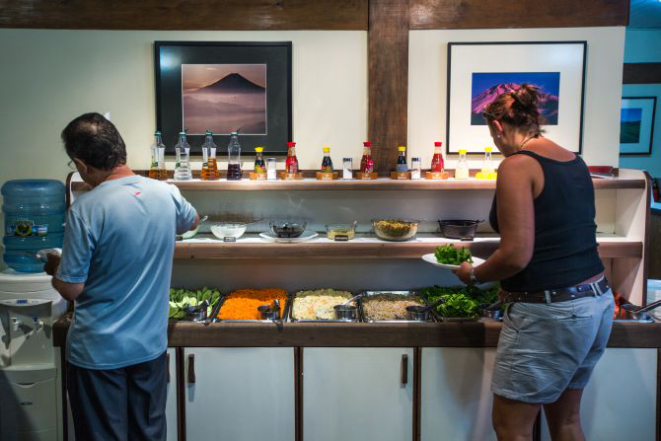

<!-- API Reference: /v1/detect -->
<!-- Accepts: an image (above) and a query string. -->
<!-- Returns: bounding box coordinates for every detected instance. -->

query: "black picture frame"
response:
[154,41,292,156]
[619,96,656,156]
[446,41,587,155]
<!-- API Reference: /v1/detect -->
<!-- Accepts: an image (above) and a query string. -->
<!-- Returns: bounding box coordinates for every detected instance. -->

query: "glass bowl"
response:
[269,220,307,238]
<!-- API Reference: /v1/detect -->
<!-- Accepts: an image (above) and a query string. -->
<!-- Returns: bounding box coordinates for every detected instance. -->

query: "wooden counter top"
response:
[53,314,661,348]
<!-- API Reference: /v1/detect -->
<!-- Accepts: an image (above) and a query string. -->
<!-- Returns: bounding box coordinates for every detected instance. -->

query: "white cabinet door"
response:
[184,347,295,441]
[540,348,656,441]
[303,348,414,441]
[165,348,177,441]
[421,348,497,441]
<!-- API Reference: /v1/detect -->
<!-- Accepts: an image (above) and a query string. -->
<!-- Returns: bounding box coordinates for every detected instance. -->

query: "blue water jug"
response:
[2,180,66,272]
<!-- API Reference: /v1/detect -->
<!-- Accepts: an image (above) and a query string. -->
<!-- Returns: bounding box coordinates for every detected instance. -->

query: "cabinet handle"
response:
[400,354,408,385]
[166,353,170,383]
[188,354,196,384]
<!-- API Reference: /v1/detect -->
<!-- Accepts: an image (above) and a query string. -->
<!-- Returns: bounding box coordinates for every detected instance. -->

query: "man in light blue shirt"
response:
[45,113,198,441]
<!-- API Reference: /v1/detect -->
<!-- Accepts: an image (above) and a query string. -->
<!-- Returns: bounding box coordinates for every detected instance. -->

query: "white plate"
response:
[259,231,319,243]
[421,253,485,269]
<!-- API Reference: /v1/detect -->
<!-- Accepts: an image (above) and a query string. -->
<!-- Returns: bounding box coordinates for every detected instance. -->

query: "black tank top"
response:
[489,150,604,292]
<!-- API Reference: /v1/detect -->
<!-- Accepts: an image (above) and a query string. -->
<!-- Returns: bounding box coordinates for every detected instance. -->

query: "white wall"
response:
[0,29,368,183]
[408,27,626,168]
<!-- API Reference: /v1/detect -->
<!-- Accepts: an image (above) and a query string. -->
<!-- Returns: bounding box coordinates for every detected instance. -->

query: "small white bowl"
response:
[210,223,247,241]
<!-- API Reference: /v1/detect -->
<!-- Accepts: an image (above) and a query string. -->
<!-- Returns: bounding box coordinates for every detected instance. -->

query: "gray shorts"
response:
[491,288,614,404]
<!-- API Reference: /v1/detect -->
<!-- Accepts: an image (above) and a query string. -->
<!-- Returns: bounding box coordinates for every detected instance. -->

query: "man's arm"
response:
[44,253,84,302]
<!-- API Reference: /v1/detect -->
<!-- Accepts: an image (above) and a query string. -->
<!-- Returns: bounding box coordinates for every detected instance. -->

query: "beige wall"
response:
[0,29,368,184]
[408,27,626,168]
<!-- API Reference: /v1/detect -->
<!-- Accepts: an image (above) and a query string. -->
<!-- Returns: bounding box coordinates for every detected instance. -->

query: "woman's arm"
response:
[455,155,537,284]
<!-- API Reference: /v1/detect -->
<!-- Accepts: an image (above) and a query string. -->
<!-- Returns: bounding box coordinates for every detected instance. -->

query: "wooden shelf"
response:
[174,234,642,260]
[70,176,645,192]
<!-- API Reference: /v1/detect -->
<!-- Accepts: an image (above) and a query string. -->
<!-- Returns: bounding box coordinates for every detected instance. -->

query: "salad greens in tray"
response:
[169,287,221,319]
[420,285,499,319]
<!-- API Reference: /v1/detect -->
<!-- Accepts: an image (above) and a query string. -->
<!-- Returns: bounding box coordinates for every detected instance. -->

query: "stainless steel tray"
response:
[289,289,359,322]
[359,290,434,323]
[211,291,291,323]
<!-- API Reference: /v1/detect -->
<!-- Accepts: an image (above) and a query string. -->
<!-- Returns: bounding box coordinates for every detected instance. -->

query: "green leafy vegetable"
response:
[434,245,473,265]
[169,287,221,319]
[420,284,499,318]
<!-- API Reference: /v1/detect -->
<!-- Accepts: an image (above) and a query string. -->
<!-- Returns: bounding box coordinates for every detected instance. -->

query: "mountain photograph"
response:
[182,64,266,134]
[620,107,642,144]
[470,72,560,125]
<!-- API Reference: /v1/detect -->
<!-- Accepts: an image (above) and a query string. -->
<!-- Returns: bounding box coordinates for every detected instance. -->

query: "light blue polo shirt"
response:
[56,175,196,369]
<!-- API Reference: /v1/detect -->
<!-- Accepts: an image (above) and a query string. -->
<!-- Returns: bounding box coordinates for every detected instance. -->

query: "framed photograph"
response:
[620,96,656,156]
[446,41,587,154]
[155,41,292,156]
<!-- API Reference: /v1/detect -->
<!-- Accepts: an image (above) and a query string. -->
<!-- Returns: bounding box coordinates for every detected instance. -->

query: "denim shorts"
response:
[491,288,614,404]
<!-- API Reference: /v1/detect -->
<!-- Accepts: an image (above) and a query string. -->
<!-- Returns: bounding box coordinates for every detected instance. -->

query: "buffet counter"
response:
[53,314,661,348]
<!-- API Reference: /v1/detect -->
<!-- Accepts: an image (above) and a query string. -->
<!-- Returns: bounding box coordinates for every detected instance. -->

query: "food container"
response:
[372,219,420,242]
[437,220,481,241]
[183,301,208,322]
[333,305,357,321]
[176,215,208,240]
[269,220,307,238]
[325,224,356,242]
[213,289,290,323]
[210,222,247,242]
[618,299,661,322]
[290,289,358,322]
[359,291,432,323]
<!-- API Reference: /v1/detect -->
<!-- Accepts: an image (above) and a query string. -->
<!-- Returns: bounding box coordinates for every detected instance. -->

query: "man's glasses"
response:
[67,160,76,170]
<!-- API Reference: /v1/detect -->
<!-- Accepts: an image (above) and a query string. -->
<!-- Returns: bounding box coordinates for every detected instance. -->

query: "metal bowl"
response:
[183,303,208,322]
[333,304,357,321]
[269,220,307,238]
[372,219,420,242]
[406,305,430,322]
[437,220,482,241]
[257,305,281,320]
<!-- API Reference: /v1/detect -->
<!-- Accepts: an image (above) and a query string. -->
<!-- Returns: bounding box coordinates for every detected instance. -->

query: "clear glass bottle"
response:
[266,158,277,180]
[430,141,445,173]
[455,149,469,180]
[342,158,353,180]
[149,131,167,180]
[226,131,242,180]
[321,147,333,173]
[201,131,219,180]
[411,158,422,180]
[174,131,192,181]
[482,147,495,175]
[286,142,299,174]
[254,147,266,174]
[396,146,408,173]
[360,142,374,174]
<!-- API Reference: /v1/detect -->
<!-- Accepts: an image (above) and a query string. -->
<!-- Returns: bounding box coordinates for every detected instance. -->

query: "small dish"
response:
[210,222,247,242]
[259,231,318,243]
[372,219,420,242]
[326,223,356,241]
[421,253,485,269]
[269,220,307,238]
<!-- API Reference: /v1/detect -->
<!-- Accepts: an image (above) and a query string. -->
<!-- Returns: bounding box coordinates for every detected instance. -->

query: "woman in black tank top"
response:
[454,84,613,441]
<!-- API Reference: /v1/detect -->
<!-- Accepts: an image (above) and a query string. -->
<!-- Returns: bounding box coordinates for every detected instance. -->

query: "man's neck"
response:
[89,165,135,187]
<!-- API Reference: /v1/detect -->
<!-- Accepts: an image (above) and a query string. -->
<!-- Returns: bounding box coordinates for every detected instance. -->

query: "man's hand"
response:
[44,253,61,276]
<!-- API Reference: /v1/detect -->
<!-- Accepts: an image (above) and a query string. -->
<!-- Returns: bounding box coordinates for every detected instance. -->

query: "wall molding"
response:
[623,63,661,85]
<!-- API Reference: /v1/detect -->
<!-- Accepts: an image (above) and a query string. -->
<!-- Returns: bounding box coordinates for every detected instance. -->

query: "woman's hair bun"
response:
[511,83,540,111]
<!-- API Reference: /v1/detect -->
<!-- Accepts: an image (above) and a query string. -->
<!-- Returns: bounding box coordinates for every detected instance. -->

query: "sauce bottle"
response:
[174,131,192,181]
[286,142,299,174]
[431,142,445,173]
[227,131,242,180]
[396,146,408,172]
[482,147,495,175]
[360,142,374,174]
[201,131,219,180]
[321,147,333,173]
[254,147,266,174]
[149,131,167,180]
[455,149,469,180]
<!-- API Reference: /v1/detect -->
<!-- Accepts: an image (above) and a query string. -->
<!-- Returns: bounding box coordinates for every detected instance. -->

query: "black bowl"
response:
[437,220,482,241]
[269,220,307,238]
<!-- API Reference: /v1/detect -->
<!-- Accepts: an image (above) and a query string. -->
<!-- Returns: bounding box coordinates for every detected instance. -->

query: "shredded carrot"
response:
[217,289,288,320]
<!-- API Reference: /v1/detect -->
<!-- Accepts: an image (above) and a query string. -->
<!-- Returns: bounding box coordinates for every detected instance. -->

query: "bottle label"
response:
[7,219,48,237]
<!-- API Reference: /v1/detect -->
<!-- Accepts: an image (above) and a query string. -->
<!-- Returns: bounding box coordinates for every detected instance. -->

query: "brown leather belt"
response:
[502,277,610,304]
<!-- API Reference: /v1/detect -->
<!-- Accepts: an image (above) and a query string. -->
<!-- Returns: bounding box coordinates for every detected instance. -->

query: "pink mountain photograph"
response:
[470,72,560,125]
[182,64,266,134]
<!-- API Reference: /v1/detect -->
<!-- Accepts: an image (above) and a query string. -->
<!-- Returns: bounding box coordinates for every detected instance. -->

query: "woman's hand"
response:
[453,262,474,285]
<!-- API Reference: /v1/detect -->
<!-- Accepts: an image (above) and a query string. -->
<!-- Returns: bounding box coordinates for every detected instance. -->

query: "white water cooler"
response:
[0,269,67,441]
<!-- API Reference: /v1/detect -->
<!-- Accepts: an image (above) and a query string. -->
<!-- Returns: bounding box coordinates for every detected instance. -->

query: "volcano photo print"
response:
[155,41,292,155]
[470,72,560,126]
[447,41,586,154]
[182,64,267,135]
